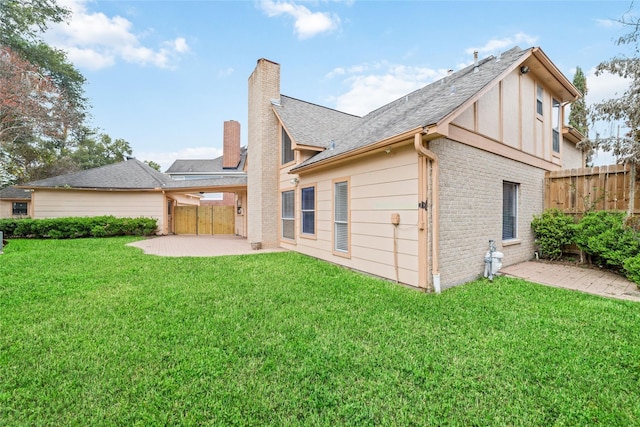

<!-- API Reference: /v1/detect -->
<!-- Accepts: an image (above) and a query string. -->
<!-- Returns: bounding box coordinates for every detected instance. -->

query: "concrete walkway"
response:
[127,235,286,257]
[500,261,640,302]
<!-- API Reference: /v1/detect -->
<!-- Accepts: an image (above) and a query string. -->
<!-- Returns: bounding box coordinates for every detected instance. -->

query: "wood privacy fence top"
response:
[544,164,640,215]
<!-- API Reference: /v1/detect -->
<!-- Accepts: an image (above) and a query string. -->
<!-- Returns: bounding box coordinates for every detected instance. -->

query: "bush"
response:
[574,211,640,269]
[0,216,158,239]
[531,209,576,260]
[623,254,640,285]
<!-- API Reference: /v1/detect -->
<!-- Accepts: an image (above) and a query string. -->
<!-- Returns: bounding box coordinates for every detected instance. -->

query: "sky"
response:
[44,0,638,171]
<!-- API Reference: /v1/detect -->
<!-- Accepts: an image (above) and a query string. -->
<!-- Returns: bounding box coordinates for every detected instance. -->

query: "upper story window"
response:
[552,98,560,153]
[282,128,294,165]
[536,85,544,116]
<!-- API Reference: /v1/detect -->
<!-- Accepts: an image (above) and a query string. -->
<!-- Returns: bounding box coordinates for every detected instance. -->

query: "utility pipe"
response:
[414,133,441,292]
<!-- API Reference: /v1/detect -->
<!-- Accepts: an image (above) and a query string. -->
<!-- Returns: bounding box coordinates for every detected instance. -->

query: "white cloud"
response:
[466,32,539,56]
[584,67,630,105]
[137,146,223,173]
[594,18,619,28]
[259,0,340,39]
[47,0,189,70]
[330,61,448,116]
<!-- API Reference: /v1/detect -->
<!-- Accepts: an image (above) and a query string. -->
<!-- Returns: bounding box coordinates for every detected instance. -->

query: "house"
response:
[13,158,247,235]
[0,186,31,218]
[246,46,584,291]
[166,120,247,208]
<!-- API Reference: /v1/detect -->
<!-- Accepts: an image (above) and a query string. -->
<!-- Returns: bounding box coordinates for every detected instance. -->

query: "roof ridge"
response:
[280,94,362,118]
[131,159,169,187]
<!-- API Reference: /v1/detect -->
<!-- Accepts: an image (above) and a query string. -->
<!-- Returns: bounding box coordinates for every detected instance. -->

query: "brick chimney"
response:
[223,120,241,169]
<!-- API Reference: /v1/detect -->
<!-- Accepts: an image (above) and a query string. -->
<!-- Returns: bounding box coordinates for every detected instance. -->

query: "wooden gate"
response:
[173,206,235,235]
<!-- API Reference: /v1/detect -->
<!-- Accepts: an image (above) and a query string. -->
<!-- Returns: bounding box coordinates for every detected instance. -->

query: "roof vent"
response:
[450,85,456,95]
[270,98,281,106]
[496,52,502,62]
[473,50,479,73]
[125,156,135,160]
[329,140,335,150]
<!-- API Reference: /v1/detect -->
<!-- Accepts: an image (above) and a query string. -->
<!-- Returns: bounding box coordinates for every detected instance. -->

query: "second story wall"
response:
[451,67,579,170]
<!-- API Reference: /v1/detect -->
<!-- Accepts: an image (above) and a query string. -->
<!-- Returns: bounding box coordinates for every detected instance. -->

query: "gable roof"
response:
[272,96,361,149]
[287,46,579,172]
[19,159,170,190]
[165,147,247,174]
[0,186,31,200]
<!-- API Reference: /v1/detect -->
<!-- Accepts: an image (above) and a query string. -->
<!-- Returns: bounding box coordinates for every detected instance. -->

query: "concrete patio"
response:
[500,261,640,302]
[127,235,286,257]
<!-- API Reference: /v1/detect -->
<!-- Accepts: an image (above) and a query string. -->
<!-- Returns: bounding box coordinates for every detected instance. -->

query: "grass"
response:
[1,237,640,426]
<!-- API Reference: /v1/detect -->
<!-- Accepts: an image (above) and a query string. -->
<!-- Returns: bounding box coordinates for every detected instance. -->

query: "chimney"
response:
[223,120,241,168]
[248,58,281,248]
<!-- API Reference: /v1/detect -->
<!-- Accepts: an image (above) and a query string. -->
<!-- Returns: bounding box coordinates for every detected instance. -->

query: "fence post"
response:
[0,231,3,255]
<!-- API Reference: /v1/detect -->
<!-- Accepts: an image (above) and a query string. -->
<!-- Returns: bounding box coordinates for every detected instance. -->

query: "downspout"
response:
[414,133,441,293]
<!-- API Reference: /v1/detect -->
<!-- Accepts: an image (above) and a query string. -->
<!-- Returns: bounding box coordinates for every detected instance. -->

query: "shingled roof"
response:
[289,46,532,170]
[0,186,31,200]
[272,96,361,149]
[165,147,247,174]
[20,159,171,190]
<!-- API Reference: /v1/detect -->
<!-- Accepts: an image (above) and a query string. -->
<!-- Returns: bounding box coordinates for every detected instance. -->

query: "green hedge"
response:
[0,216,157,239]
[532,209,640,285]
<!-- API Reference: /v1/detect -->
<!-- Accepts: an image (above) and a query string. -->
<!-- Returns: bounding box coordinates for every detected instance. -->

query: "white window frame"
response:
[552,98,560,153]
[333,179,349,256]
[536,85,544,116]
[300,185,316,237]
[281,190,295,240]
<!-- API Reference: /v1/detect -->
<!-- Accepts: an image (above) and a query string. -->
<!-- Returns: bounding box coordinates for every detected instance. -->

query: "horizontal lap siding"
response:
[33,190,165,232]
[295,143,420,287]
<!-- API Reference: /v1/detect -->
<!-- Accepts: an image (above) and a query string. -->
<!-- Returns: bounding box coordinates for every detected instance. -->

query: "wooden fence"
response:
[544,164,640,216]
[174,205,235,235]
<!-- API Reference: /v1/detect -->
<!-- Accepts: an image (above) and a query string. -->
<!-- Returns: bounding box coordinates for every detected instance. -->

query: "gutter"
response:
[414,132,441,293]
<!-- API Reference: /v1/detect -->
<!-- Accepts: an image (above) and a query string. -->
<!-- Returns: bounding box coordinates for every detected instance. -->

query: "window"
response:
[12,202,27,216]
[502,182,518,240]
[201,192,223,200]
[552,98,560,153]
[282,128,294,165]
[281,190,294,240]
[301,186,315,235]
[536,85,543,116]
[334,180,349,253]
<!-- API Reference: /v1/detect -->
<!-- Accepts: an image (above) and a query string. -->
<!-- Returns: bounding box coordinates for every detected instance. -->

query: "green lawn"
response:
[1,237,639,426]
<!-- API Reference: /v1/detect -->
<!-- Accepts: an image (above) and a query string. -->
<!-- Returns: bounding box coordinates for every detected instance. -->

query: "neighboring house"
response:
[14,159,247,235]
[246,46,584,291]
[166,120,247,209]
[0,186,31,218]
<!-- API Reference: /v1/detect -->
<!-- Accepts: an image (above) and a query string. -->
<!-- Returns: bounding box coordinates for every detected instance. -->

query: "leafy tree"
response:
[0,0,86,117]
[569,67,589,135]
[589,5,640,164]
[144,160,161,171]
[70,131,133,170]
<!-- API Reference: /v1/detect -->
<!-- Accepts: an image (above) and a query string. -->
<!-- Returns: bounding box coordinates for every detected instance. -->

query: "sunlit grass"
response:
[1,237,639,425]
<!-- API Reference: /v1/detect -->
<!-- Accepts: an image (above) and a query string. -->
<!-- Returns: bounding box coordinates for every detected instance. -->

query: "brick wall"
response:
[431,138,545,288]
[223,120,241,169]
[247,58,281,248]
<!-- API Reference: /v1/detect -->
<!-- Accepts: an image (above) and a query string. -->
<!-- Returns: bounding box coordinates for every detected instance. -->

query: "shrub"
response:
[574,211,640,269]
[531,209,576,260]
[623,254,640,285]
[0,216,158,239]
